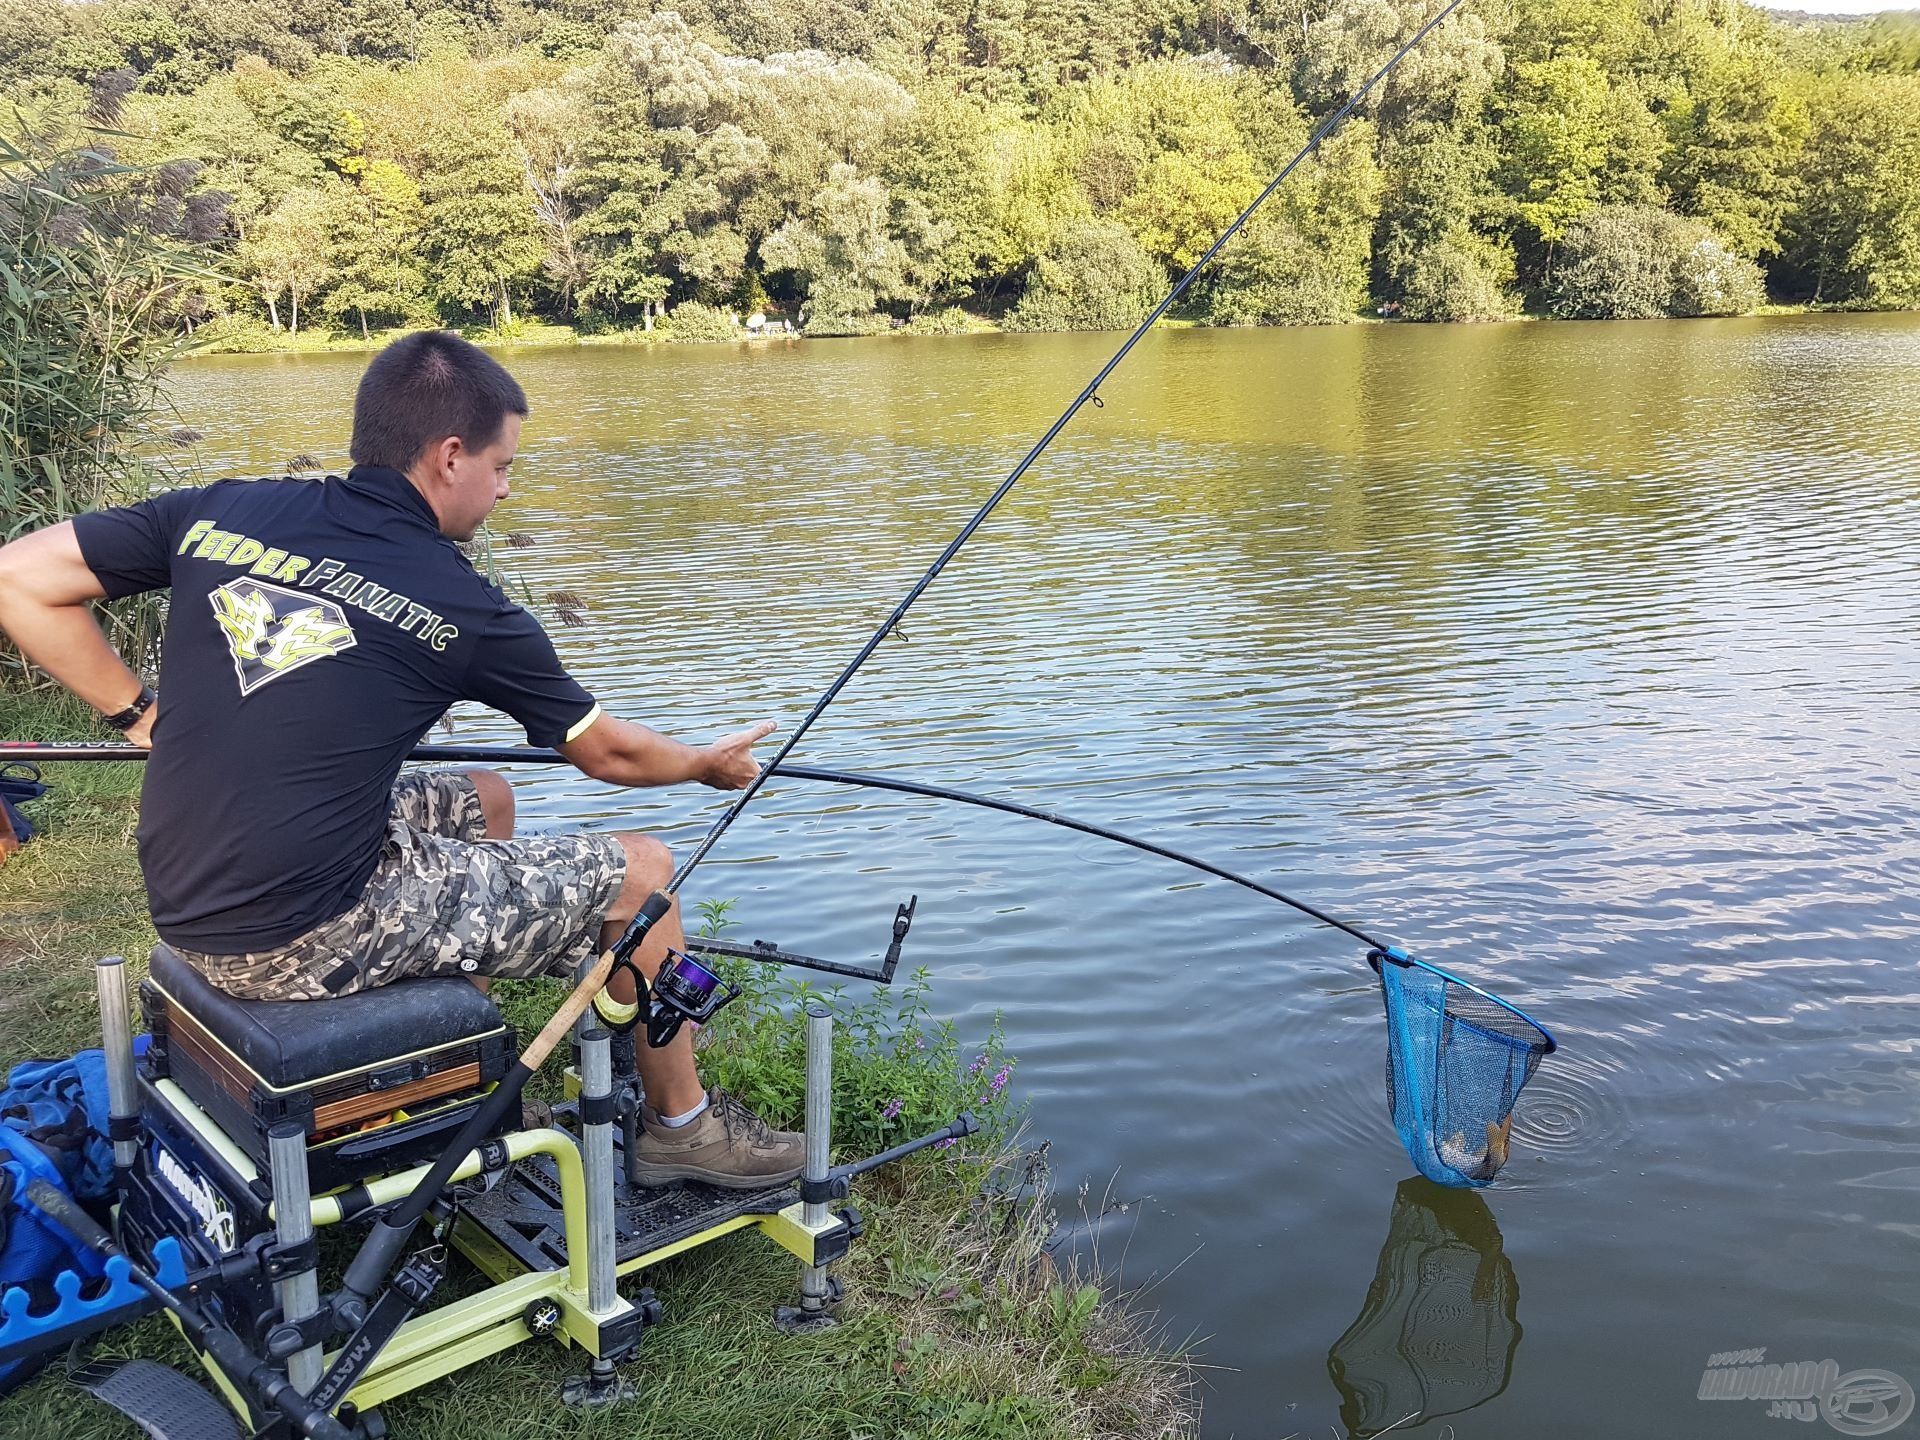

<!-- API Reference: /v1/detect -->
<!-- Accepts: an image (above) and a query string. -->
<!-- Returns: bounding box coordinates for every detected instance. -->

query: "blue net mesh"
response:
[1370,952,1552,1188]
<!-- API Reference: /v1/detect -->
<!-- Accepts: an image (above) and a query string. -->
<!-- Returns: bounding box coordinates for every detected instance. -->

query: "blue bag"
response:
[0,763,46,846]
[0,1052,118,1394]
[1,1052,116,1205]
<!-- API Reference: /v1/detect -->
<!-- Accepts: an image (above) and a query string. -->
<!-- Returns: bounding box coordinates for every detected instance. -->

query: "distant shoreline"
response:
[182,301,1895,361]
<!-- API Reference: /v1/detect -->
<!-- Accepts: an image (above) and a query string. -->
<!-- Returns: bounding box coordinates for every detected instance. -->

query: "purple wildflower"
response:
[881,1097,904,1120]
[968,1054,987,1076]
[935,1137,956,1150]
[989,1065,1011,1095]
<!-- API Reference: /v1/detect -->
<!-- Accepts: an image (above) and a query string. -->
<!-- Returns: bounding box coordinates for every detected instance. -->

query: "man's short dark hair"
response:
[349,331,530,472]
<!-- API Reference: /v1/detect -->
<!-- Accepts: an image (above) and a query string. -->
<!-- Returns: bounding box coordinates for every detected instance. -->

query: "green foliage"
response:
[0,0,1914,335]
[1204,119,1379,326]
[698,962,1021,1159]
[905,306,987,335]
[665,300,741,341]
[763,162,921,327]
[1399,229,1521,322]
[1498,54,1612,247]
[1552,204,1765,320]
[1007,219,1162,332]
[0,122,214,683]
[1780,74,1920,309]
[1654,23,1806,261]
[804,310,895,337]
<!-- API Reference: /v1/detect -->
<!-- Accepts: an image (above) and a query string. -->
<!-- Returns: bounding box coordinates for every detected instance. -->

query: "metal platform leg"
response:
[561,1026,637,1409]
[776,1005,842,1333]
[95,957,139,1184]
[267,1121,323,1394]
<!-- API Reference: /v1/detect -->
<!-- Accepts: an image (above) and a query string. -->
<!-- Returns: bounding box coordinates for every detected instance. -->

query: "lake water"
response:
[167,316,1920,1439]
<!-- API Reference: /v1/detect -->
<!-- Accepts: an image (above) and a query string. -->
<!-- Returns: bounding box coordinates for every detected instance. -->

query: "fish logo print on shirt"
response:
[209,577,357,695]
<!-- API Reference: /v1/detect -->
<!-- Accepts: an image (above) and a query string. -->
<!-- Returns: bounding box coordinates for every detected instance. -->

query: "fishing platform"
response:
[0,898,965,1438]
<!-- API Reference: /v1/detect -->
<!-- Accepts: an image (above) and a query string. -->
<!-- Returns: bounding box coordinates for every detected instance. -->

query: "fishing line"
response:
[0,742,1388,948]
[653,0,1473,909]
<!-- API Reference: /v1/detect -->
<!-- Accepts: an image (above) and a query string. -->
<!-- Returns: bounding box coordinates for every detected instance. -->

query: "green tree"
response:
[874,88,1007,303]
[237,183,334,333]
[1007,217,1162,331]
[1779,74,1920,308]
[1552,204,1764,320]
[414,119,544,325]
[1297,0,1506,131]
[506,84,592,314]
[574,14,764,323]
[1659,54,1805,260]
[1498,55,1612,252]
[1203,121,1380,326]
[1373,116,1506,305]
[761,163,919,329]
[321,160,428,337]
[1398,230,1520,322]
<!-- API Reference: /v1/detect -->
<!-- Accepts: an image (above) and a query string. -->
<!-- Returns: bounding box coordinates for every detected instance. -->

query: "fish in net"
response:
[1368,949,1555,1188]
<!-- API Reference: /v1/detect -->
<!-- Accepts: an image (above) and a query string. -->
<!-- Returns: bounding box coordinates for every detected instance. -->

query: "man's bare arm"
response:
[0,523,155,746]
[559,713,776,790]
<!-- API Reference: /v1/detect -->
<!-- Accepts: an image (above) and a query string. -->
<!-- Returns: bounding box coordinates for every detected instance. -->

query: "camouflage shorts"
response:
[172,770,628,1001]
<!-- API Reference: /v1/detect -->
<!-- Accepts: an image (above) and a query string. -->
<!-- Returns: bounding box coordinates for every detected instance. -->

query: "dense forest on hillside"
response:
[4,0,1919,339]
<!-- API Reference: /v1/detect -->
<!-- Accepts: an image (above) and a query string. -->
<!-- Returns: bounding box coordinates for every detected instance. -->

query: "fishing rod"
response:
[0,742,1387,950]
[5,0,1532,1389]
[658,0,1471,907]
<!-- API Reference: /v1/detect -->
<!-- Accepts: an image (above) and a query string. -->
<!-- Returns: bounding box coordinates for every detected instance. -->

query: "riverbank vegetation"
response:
[0,130,212,679]
[1,1,1917,345]
[0,694,1193,1440]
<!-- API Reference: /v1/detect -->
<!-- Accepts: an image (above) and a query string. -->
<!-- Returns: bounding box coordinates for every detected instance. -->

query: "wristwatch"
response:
[102,686,156,733]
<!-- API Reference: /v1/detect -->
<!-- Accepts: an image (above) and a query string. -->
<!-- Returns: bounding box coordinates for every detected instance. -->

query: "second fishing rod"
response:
[335,0,1474,1320]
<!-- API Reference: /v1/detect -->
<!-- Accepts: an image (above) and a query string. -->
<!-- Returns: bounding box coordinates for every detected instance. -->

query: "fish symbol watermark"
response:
[1699,1349,1914,1436]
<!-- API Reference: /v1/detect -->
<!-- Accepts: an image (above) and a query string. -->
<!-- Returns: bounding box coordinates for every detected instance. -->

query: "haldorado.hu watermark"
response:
[1699,1349,1914,1436]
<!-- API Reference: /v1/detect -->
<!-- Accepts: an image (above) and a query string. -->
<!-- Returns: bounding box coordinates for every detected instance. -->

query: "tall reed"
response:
[0,118,219,687]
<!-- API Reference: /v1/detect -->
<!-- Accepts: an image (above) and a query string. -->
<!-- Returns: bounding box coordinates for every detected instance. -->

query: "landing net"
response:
[1369,950,1554,1188]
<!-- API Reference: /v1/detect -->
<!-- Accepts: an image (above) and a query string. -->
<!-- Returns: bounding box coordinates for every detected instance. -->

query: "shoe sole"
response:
[627,1160,804,1191]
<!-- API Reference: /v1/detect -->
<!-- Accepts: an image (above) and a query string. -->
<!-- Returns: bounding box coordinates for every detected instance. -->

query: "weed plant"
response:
[697,928,1020,1159]
[0,122,215,686]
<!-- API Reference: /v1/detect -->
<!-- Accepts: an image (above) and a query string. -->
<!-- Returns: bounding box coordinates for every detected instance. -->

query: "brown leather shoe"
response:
[628,1089,804,1190]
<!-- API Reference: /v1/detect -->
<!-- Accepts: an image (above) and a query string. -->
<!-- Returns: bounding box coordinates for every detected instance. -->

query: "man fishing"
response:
[0,330,803,1189]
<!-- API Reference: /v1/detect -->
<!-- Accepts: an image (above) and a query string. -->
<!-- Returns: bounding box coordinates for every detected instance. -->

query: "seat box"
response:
[138,945,516,1190]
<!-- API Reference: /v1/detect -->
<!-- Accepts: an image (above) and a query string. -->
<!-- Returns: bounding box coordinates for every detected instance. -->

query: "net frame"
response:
[1368,949,1555,1189]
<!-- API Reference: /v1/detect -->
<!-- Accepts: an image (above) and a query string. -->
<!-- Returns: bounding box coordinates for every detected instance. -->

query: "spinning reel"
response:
[604,947,741,1049]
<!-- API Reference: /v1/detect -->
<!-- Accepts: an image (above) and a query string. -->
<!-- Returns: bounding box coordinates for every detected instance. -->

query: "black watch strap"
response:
[102,686,155,733]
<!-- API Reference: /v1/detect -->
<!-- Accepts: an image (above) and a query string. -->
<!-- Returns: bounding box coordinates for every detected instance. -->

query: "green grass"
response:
[0,690,1195,1440]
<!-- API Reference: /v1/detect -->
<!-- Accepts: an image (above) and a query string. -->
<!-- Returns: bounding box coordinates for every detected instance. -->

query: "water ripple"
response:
[167,314,1920,1440]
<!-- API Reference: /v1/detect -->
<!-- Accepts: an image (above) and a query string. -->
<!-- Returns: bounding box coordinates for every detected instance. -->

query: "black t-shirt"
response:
[72,466,600,953]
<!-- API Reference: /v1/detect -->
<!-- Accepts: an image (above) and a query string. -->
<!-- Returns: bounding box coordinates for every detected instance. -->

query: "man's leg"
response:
[596,832,704,1118]
[458,770,515,995]
[465,768,514,840]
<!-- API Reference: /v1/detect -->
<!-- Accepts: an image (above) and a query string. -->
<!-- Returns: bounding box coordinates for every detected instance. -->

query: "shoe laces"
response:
[708,1088,775,1145]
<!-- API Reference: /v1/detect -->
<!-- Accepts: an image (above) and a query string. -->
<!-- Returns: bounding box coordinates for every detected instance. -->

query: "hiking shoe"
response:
[628,1089,804,1190]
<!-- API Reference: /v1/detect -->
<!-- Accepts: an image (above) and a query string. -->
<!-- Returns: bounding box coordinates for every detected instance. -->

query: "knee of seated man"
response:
[465,768,515,839]
[616,832,673,891]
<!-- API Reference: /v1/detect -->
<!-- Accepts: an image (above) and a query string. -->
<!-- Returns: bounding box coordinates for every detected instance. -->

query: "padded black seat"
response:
[146,944,508,1092]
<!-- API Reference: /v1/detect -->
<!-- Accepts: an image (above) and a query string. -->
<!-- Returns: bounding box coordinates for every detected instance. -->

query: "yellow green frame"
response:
[150,1083,845,1419]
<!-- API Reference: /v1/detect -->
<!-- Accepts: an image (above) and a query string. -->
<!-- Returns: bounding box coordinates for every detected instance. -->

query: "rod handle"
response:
[525,889,671,1070]
[25,1177,113,1254]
